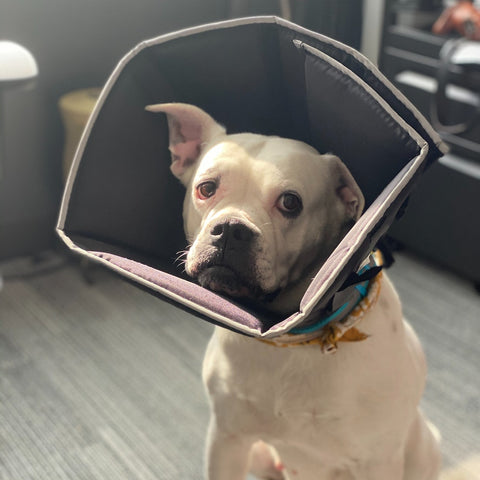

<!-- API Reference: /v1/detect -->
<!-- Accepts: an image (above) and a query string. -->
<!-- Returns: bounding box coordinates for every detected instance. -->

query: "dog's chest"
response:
[202,328,364,440]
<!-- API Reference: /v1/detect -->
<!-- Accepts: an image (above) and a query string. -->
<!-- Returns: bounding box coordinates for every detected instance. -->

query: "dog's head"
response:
[147,103,364,313]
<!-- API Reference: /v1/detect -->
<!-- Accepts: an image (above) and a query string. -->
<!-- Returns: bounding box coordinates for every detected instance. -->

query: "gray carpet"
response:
[0,250,479,479]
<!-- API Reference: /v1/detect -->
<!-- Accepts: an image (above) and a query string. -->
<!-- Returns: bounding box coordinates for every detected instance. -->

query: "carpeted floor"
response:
[0,250,478,479]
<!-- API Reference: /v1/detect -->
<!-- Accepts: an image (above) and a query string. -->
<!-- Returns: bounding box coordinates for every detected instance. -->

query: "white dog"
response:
[147,103,442,480]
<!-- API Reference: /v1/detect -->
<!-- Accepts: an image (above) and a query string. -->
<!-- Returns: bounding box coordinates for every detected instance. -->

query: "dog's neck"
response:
[258,252,384,353]
[265,274,314,315]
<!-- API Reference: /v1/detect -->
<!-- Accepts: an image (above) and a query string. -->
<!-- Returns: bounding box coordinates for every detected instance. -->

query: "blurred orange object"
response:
[432,0,480,40]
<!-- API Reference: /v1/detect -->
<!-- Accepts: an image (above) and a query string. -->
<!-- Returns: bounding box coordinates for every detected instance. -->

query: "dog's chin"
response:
[197,266,256,299]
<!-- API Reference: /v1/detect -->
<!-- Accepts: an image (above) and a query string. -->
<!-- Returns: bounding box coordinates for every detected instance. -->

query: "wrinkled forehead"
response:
[198,134,331,187]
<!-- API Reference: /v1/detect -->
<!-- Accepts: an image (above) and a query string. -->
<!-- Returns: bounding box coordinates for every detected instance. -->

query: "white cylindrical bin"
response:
[0,41,38,82]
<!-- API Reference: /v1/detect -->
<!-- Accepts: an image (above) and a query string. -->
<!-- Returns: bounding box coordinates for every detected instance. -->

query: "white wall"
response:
[361,0,386,65]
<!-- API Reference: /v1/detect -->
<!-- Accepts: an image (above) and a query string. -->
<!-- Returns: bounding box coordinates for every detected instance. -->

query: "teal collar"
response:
[289,253,382,335]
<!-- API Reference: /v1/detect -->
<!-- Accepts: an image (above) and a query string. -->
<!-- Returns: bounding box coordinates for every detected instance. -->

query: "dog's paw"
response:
[249,441,287,480]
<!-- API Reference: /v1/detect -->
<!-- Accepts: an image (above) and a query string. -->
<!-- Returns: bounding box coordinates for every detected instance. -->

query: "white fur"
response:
[203,275,441,479]
[147,103,442,479]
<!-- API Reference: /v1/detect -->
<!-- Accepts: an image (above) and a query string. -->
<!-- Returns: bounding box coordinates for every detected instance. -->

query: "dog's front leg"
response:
[205,419,253,480]
[355,454,405,480]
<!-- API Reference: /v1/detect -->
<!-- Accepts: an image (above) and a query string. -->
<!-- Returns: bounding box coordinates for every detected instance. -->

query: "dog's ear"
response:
[146,103,226,184]
[328,155,365,221]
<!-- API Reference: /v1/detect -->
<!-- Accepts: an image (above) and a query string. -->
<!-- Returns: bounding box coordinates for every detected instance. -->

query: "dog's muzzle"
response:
[193,219,260,298]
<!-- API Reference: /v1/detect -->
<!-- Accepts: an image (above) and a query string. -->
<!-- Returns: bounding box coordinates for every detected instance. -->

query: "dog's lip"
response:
[197,265,254,298]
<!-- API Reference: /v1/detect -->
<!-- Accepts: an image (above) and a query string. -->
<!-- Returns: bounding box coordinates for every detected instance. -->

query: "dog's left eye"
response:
[197,181,217,200]
[277,192,303,217]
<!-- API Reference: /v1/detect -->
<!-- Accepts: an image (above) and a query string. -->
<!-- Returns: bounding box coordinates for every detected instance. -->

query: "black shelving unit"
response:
[379,1,480,284]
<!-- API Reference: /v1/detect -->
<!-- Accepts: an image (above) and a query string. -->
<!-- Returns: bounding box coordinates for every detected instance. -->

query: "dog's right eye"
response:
[197,181,217,200]
[277,191,303,218]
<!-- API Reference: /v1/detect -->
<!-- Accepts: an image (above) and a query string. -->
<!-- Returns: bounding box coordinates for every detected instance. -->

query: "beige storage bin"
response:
[59,88,100,181]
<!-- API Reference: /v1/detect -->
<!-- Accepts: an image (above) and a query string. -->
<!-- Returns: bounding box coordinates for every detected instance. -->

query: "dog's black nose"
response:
[210,220,255,249]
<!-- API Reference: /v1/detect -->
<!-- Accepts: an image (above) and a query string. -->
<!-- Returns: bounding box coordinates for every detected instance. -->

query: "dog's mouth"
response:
[197,265,257,298]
